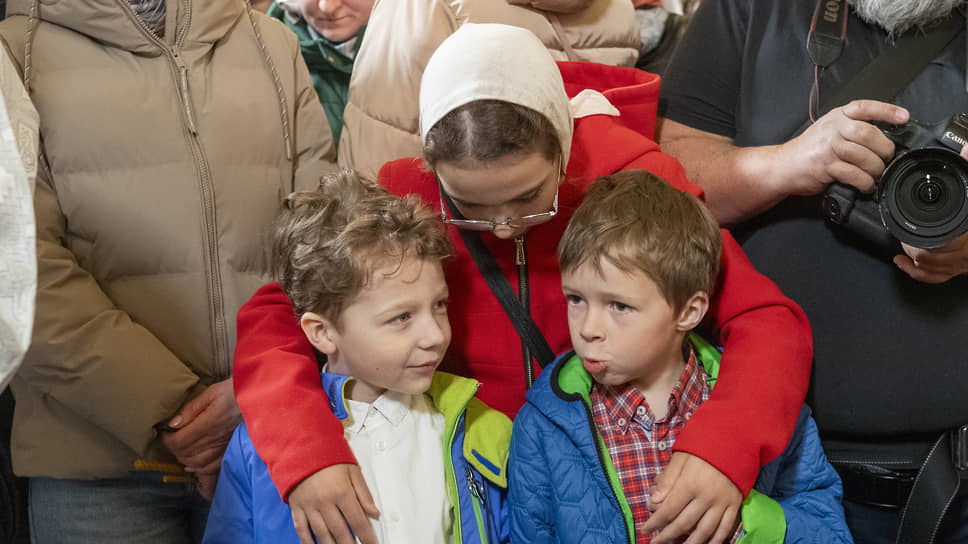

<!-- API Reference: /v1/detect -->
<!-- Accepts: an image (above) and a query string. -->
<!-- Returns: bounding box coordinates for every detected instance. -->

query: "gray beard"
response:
[130,0,166,37]
[849,0,963,36]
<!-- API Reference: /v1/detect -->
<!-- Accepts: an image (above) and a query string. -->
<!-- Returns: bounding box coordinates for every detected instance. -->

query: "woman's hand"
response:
[288,464,380,544]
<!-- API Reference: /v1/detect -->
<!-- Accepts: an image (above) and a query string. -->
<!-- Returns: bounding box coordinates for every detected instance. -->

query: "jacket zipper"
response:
[121,0,229,377]
[580,398,635,544]
[443,383,481,544]
[465,466,490,544]
[515,236,535,389]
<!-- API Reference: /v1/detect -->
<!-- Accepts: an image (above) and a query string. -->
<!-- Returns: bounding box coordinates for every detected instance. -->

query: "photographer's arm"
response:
[657,100,907,225]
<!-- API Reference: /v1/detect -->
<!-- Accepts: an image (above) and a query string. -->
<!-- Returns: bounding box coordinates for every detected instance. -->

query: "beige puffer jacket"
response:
[337,0,641,180]
[0,0,335,478]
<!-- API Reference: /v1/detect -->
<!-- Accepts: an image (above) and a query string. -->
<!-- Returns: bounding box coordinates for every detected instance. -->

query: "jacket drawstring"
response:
[546,13,582,62]
[244,1,293,161]
[23,0,39,93]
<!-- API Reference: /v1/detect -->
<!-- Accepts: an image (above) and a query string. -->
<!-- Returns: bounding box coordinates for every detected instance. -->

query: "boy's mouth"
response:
[582,358,607,373]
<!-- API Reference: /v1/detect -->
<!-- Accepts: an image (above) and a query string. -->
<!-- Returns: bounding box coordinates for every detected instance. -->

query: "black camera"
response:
[822,112,968,250]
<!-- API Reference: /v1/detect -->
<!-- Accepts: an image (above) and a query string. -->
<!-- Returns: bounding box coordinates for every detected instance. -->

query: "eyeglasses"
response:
[437,158,561,231]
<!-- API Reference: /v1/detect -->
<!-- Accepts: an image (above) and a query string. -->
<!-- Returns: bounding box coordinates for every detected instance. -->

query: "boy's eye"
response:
[564,294,583,305]
[434,299,449,310]
[609,301,633,312]
[389,312,412,324]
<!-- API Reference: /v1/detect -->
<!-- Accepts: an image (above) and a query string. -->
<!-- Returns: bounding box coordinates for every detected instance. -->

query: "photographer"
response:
[657,0,968,542]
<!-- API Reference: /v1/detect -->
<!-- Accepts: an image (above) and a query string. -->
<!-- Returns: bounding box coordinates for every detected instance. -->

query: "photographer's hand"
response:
[895,233,968,283]
[776,100,908,196]
[657,100,908,225]
[893,143,968,283]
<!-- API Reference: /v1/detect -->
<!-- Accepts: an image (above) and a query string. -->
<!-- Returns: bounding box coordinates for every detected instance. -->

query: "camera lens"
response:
[878,147,968,249]
[915,177,944,205]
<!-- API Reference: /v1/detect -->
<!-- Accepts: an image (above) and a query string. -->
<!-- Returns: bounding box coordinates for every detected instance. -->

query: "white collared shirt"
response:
[343,390,453,543]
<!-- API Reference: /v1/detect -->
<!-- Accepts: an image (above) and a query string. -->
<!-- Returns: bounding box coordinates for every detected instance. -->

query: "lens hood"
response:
[877,147,968,249]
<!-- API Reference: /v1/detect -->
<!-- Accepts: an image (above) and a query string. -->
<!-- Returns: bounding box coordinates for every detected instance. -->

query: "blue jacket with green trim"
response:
[204,371,511,544]
[508,335,852,543]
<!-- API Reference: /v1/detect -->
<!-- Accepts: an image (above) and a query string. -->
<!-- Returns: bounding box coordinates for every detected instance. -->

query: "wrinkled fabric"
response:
[419,24,573,165]
[508,350,853,544]
[337,0,641,180]
[0,41,37,391]
[0,0,335,479]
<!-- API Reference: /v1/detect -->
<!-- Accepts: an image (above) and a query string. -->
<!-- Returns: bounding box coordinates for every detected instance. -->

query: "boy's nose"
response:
[419,315,450,349]
[579,311,604,342]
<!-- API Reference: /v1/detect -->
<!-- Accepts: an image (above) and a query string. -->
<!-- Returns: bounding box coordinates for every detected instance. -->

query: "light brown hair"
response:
[423,100,560,168]
[558,170,722,312]
[272,169,453,323]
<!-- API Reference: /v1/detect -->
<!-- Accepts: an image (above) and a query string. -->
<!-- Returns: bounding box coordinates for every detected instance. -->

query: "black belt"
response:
[834,426,968,544]
[836,464,917,509]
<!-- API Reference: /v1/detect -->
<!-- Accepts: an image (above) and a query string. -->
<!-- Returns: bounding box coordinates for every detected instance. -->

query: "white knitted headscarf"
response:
[419,24,573,167]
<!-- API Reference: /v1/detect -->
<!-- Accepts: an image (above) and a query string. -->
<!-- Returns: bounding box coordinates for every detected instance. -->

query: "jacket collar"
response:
[533,332,722,423]
[8,0,244,55]
[320,368,511,487]
[320,369,482,423]
[266,3,360,73]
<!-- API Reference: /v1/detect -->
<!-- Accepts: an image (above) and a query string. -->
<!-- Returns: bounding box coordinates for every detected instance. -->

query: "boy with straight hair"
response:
[204,170,510,544]
[508,170,852,543]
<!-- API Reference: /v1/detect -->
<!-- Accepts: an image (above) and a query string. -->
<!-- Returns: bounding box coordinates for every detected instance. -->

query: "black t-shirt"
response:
[660,0,968,462]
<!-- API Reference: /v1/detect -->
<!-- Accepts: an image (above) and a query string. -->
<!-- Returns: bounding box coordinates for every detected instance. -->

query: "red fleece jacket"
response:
[232,62,813,501]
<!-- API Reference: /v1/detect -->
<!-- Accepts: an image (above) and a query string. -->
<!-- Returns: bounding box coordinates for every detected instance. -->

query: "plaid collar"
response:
[592,348,705,431]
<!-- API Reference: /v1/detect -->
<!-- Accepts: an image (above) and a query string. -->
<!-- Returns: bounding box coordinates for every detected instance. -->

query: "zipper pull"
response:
[515,236,526,266]
[178,66,198,135]
[465,466,485,505]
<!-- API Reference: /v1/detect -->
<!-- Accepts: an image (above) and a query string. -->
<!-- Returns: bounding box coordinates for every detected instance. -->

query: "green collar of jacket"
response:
[266,3,360,74]
[427,371,512,489]
[555,332,721,398]
[551,332,786,543]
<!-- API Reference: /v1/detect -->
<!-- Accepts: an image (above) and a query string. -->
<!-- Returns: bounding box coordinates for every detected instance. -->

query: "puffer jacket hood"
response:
[7,0,244,54]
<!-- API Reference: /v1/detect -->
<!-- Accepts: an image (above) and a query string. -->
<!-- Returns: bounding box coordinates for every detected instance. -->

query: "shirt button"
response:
[685,412,692,420]
[657,441,667,451]
[390,511,401,523]
[375,440,386,452]
[636,405,647,417]
[617,418,627,427]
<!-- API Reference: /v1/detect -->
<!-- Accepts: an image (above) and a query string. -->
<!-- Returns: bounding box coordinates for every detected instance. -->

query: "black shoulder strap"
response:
[798,4,962,136]
[440,191,556,374]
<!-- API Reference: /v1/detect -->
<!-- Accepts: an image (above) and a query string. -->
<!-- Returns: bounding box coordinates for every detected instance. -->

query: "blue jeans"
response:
[29,473,210,544]
[844,496,968,544]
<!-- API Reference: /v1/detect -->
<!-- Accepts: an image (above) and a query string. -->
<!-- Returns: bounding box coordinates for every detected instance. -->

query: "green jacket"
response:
[267,2,361,147]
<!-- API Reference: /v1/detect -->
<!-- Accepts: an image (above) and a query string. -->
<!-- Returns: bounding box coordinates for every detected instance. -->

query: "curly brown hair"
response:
[271,169,453,324]
[558,170,722,312]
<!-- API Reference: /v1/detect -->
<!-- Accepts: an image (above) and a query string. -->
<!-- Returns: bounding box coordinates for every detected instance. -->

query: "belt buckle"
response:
[950,424,968,472]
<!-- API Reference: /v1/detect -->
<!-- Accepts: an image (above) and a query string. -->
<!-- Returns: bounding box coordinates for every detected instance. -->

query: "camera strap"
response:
[797,1,963,137]
[440,188,556,389]
[802,4,967,543]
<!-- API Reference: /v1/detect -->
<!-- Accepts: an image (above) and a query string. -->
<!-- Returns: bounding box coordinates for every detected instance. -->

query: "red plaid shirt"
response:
[590,349,710,542]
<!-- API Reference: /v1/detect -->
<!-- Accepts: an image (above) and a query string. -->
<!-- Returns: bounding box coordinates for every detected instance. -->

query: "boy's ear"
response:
[300,312,338,356]
[675,291,709,332]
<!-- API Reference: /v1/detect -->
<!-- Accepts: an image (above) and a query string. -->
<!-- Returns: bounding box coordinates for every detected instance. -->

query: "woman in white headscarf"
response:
[231,24,813,544]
